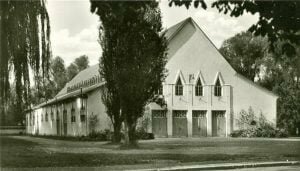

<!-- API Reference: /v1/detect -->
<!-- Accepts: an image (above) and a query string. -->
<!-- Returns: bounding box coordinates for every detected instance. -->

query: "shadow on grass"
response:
[1,136,300,168]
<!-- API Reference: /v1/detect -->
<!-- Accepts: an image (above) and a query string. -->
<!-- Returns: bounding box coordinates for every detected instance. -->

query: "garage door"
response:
[152,110,167,137]
[192,110,207,137]
[173,110,187,137]
[212,110,226,137]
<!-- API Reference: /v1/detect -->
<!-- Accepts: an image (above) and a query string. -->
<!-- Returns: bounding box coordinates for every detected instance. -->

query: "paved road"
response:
[225,166,300,171]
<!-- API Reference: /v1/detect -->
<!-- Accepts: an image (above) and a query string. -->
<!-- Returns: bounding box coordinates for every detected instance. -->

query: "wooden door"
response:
[152,110,167,137]
[172,110,187,137]
[192,110,207,137]
[63,109,67,136]
[212,111,226,137]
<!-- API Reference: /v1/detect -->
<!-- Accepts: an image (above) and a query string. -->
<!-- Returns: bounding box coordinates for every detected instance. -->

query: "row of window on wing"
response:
[156,77,222,97]
[27,106,87,126]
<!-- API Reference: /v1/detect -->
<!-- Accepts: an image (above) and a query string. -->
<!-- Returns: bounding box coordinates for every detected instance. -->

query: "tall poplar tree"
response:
[91,1,168,146]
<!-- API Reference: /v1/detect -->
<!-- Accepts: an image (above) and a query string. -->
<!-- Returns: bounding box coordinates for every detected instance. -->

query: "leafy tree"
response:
[169,0,300,57]
[51,56,67,94]
[259,42,300,135]
[91,0,168,146]
[74,55,89,71]
[274,79,300,135]
[100,87,122,143]
[0,0,51,124]
[66,63,79,81]
[65,55,89,82]
[219,31,267,81]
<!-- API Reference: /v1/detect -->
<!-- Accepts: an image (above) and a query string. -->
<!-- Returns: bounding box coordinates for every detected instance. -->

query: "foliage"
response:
[273,79,300,135]
[219,32,267,81]
[236,107,257,130]
[135,128,155,140]
[74,55,90,71]
[91,0,168,146]
[88,129,111,141]
[66,55,90,81]
[0,0,51,124]
[100,86,122,143]
[88,113,99,134]
[51,56,68,94]
[169,0,300,57]
[220,29,300,135]
[258,42,300,135]
[231,108,288,138]
[66,63,79,81]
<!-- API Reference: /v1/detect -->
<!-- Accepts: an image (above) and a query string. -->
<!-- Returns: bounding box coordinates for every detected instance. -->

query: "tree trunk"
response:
[112,121,122,143]
[124,117,137,147]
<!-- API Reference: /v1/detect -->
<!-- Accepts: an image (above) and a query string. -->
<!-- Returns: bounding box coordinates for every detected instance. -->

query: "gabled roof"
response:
[56,64,101,97]
[164,18,190,41]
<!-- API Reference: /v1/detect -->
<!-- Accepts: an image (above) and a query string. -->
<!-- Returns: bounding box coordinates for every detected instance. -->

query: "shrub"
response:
[230,130,244,137]
[135,127,154,140]
[232,107,289,138]
[88,129,111,141]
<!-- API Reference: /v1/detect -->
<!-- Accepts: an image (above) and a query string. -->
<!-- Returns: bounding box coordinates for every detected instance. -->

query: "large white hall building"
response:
[25,18,278,137]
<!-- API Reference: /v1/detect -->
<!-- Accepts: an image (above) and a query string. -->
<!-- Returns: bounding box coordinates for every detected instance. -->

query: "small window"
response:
[56,110,59,120]
[173,110,187,118]
[175,78,183,96]
[80,115,86,122]
[152,110,166,118]
[41,113,44,122]
[195,78,203,96]
[192,110,206,117]
[71,108,76,122]
[51,110,54,121]
[80,106,86,122]
[45,112,48,122]
[214,78,222,96]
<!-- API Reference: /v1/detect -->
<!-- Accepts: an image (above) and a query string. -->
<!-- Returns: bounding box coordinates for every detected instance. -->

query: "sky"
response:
[47,0,259,66]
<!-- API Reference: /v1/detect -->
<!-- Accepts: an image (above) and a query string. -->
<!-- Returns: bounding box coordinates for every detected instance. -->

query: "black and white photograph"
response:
[0,0,300,170]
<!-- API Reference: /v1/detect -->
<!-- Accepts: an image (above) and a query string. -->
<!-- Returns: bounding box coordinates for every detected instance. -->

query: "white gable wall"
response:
[158,18,277,136]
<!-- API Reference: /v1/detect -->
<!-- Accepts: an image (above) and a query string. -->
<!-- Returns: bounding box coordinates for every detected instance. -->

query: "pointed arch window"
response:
[45,111,48,122]
[80,98,86,122]
[175,78,183,96]
[71,104,76,123]
[51,107,54,121]
[214,78,222,96]
[195,78,203,96]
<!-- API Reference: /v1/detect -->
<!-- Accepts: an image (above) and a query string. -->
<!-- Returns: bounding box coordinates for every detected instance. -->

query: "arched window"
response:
[175,78,183,96]
[45,112,48,122]
[50,108,54,121]
[56,109,59,121]
[71,107,76,122]
[195,78,203,96]
[214,78,222,96]
[80,98,86,122]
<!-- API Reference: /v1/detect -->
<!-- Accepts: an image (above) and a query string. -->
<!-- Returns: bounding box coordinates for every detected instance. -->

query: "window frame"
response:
[71,108,76,123]
[175,78,183,96]
[45,112,48,122]
[195,78,203,96]
[214,78,222,97]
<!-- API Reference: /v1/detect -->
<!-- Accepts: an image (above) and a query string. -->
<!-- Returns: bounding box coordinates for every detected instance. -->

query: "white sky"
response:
[47,0,259,66]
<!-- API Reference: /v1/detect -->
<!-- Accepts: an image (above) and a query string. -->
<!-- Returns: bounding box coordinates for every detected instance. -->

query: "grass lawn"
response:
[0,135,300,169]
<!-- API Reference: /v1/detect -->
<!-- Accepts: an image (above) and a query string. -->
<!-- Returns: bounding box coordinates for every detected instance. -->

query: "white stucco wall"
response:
[86,88,112,133]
